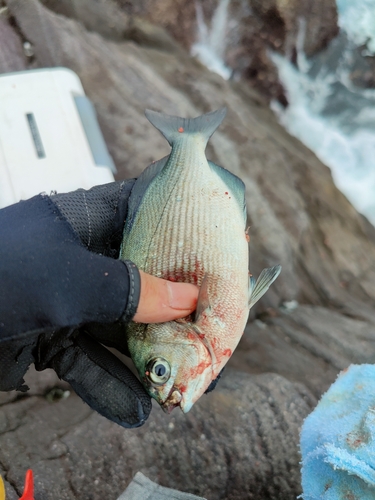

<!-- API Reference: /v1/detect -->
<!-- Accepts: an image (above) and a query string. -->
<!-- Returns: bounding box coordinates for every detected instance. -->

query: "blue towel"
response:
[300,364,375,499]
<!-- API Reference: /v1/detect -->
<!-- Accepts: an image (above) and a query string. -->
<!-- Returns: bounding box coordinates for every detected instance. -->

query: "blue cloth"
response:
[300,364,375,499]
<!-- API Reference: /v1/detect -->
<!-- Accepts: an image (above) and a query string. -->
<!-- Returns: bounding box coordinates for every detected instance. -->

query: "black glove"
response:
[0,181,151,428]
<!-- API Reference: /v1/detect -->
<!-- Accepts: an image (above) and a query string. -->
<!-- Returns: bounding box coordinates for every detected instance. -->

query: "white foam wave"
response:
[337,0,375,54]
[190,0,375,224]
[271,48,375,224]
[191,0,232,80]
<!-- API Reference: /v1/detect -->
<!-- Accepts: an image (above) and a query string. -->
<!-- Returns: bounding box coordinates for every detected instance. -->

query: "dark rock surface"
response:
[1,0,375,498]
[0,367,314,500]
[229,304,375,399]
[34,0,340,101]
[114,0,339,100]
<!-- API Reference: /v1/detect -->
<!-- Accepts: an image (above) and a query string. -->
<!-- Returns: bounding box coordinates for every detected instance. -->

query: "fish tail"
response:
[145,108,227,147]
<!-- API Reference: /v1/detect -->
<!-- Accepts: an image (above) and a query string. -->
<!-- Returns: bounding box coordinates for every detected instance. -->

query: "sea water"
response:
[271,1,375,225]
[191,0,375,225]
[191,0,232,80]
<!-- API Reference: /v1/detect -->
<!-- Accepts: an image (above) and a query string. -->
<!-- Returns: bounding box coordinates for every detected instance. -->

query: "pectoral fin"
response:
[195,274,211,321]
[248,265,281,309]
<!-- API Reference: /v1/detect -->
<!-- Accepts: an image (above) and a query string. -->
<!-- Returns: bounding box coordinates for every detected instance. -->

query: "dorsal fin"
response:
[145,108,227,148]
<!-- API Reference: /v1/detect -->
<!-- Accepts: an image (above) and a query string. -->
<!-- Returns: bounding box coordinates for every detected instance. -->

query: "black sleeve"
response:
[0,193,139,342]
[50,180,134,257]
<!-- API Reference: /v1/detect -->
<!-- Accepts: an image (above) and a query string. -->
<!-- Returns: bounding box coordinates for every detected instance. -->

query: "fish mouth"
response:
[161,388,182,414]
[161,330,216,414]
[161,388,195,414]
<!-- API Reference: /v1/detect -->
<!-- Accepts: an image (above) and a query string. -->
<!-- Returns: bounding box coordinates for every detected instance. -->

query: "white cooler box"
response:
[0,67,115,208]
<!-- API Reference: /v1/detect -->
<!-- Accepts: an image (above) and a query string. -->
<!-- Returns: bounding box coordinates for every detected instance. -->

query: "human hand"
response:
[0,181,199,429]
[134,271,199,323]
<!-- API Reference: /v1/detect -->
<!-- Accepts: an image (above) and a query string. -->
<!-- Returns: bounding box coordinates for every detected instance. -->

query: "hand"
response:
[0,181,199,429]
[134,271,199,323]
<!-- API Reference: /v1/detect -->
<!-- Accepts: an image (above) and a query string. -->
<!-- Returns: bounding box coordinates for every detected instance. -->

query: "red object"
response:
[19,470,34,500]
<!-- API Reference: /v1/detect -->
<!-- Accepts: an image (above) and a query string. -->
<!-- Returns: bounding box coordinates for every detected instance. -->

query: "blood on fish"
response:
[225,192,228,195]
[187,332,196,341]
[223,349,232,357]
[161,257,203,285]
[211,302,229,322]
[190,359,211,377]
[178,127,184,133]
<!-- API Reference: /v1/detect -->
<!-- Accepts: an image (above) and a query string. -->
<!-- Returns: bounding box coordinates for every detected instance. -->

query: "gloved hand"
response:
[0,180,198,428]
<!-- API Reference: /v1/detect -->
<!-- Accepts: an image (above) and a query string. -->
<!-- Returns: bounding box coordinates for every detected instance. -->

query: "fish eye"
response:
[146,357,171,386]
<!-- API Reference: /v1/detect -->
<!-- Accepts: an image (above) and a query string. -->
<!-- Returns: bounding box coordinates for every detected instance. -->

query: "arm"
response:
[0,182,198,427]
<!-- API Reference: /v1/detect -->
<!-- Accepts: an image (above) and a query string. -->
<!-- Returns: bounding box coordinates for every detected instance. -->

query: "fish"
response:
[120,108,281,413]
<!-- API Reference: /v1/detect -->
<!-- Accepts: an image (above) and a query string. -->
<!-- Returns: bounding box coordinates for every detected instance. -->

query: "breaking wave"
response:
[191,0,375,225]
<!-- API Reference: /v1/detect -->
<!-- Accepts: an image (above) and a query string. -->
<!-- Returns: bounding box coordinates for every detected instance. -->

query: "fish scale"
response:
[124,142,247,293]
[121,108,281,414]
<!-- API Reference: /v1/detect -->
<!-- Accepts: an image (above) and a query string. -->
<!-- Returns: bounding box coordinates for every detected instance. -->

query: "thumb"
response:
[133,271,199,323]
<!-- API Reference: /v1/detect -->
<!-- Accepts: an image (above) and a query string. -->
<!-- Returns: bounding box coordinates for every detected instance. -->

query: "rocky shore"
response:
[1,1,375,498]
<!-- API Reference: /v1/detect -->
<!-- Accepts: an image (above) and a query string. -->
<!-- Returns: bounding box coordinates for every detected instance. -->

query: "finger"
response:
[49,332,152,428]
[133,271,199,323]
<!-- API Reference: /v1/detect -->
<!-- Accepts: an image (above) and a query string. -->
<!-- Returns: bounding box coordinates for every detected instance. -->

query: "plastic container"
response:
[0,67,115,208]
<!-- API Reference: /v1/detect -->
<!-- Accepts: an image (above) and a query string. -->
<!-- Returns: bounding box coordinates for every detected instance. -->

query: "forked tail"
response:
[145,108,226,148]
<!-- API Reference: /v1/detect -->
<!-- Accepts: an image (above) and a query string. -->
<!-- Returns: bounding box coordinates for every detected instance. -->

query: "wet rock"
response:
[114,0,339,100]
[309,31,375,93]
[232,0,338,99]
[229,304,375,398]
[39,0,131,42]
[0,10,29,72]
[38,0,180,53]
[0,366,315,500]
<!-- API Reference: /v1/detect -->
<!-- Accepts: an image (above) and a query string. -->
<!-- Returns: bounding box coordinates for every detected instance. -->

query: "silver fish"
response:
[120,108,281,413]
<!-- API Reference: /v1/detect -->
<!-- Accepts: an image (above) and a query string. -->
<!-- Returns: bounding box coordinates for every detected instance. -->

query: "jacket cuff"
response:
[121,260,141,323]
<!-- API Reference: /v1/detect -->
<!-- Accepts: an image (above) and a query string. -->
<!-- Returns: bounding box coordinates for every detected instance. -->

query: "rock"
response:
[123,17,183,54]
[309,31,375,93]
[229,304,375,398]
[0,366,315,499]
[0,11,29,72]
[114,0,339,100]
[39,0,180,53]
[115,0,198,49]
[1,0,375,498]
[39,0,131,42]
[248,0,339,57]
